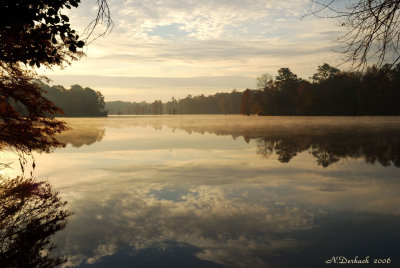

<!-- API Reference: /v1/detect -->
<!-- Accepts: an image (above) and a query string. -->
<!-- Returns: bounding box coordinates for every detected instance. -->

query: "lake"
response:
[2,115,400,267]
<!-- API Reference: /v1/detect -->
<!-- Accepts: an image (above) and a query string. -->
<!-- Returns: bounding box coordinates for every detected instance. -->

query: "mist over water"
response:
[5,115,399,267]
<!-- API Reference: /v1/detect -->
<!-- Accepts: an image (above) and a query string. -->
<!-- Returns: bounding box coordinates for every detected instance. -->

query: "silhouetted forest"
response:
[242,63,400,116]
[107,63,400,116]
[106,91,243,115]
[41,84,108,117]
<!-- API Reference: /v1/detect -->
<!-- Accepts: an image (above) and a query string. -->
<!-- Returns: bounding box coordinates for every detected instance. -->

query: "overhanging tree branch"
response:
[308,0,400,69]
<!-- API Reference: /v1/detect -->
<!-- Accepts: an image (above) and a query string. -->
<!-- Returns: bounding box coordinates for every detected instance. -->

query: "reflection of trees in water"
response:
[256,137,310,163]
[0,125,74,267]
[111,116,400,167]
[0,176,72,267]
[0,103,74,266]
[256,129,400,167]
[56,125,105,148]
[106,116,399,168]
[144,117,400,168]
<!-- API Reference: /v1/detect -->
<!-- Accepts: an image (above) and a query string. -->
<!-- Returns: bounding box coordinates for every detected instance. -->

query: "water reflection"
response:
[54,176,400,267]
[255,127,400,167]
[0,176,72,267]
[163,116,400,168]
[58,116,400,167]
[56,119,106,148]
[26,116,400,267]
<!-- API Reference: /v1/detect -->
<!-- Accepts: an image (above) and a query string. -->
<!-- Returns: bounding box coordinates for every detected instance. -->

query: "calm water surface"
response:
[3,115,400,267]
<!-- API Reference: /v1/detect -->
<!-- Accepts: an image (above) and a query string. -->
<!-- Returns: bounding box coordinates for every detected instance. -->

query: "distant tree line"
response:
[107,63,400,116]
[106,91,243,115]
[106,100,151,115]
[41,84,108,117]
[242,63,400,116]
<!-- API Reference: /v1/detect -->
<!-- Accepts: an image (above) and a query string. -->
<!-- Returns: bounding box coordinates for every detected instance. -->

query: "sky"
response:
[42,0,345,102]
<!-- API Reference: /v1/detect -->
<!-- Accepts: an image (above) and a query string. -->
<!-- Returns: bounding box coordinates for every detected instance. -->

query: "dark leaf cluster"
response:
[0,176,72,267]
[0,65,68,153]
[0,0,84,68]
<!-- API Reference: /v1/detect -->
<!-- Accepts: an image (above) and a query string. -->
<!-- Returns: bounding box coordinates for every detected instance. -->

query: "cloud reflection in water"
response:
[27,116,400,267]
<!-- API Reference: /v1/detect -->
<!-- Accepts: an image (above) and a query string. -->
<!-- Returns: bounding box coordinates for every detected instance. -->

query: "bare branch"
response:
[308,0,400,69]
[83,0,114,44]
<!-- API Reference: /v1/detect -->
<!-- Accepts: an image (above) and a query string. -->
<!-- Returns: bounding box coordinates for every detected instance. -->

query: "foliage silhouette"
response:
[151,100,163,115]
[0,176,72,267]
[243,63,400,116]
[106,91,243,115]
[42,83,108,117]
[0,65,68,153]
[240,89,252,116]
[107,63,399,117]
[0,0,83,68]
[0,0,111,152]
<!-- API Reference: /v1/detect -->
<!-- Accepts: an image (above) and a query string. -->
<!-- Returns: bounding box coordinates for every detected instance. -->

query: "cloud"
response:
[49,75,255,89]
[55,176,314,267]
[47,75,256,101]
[44,0,345,101]
[52,159,400,267]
